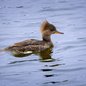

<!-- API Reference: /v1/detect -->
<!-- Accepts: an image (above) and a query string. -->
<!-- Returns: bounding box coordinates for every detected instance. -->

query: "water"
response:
[0,0,86,86]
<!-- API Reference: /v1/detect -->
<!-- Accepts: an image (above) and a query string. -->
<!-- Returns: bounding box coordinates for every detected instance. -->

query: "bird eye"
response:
[50,29,54,31]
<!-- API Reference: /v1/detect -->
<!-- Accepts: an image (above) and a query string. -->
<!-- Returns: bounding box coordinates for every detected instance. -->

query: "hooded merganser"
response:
[5,20,64,55]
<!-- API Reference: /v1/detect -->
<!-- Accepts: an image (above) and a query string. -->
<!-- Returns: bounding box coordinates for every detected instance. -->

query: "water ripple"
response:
[54,67,86,72]
[39,6,84,12]
[43,80,68,85]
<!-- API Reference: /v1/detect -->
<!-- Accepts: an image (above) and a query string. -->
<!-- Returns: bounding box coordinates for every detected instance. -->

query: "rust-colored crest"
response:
[40,20,49,32]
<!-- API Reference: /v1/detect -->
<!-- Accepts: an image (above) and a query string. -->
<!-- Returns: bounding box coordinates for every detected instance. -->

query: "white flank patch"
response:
[23,51,33,54]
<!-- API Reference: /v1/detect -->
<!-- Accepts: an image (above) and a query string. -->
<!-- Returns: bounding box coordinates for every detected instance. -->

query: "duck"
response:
[5,20,64,55]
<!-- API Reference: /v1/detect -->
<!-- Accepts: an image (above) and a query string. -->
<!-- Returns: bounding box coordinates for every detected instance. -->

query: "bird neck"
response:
[42,35,51,42]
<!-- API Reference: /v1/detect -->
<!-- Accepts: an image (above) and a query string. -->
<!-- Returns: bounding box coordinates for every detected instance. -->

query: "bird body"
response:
[7,39,53,53]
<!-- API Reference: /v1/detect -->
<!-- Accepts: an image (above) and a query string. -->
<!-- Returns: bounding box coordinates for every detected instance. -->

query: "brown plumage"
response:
[5,20,64,54]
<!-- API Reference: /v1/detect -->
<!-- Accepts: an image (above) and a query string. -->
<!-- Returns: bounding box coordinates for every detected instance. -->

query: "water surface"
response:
[0,0,86,86]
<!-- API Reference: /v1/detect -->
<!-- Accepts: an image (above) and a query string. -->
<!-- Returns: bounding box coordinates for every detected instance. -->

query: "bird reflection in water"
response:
[11,46,54,62]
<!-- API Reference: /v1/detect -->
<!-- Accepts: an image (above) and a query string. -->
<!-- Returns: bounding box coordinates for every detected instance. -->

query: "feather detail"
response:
[40,20,49,32]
